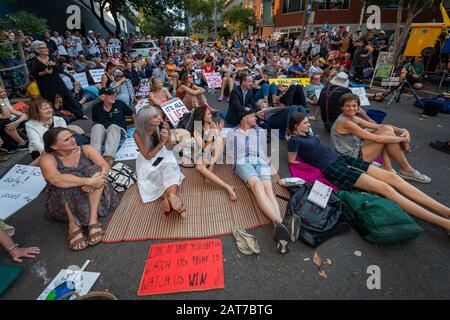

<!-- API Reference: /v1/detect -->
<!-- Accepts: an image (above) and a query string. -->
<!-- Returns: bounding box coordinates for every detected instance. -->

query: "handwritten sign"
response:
[205,72,222,89]
[350,87,370,106]
[74,72,89,88]
[0,164,46,219]
[135,79,151,99]
[115,138,139,161]
[269,78,310,87]
[89,69,105,84]
[138,239,224,296]
[160,98,189,127]
[107,45,121,55]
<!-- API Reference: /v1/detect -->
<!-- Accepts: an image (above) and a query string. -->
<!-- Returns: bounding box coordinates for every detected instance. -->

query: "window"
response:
[378,0,399,8]
[317,0,349,10]
[282,0,303,13]
[132,42,155,49]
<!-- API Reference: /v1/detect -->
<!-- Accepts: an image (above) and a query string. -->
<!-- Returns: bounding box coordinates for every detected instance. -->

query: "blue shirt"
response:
[287,134,339,171]
[287,64,305,78]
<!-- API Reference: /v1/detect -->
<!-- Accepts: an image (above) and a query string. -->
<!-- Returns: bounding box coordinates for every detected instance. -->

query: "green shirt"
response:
[403,62,424,76]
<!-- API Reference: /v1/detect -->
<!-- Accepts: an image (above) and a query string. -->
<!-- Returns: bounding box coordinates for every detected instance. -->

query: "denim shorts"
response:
[234,157,272,183]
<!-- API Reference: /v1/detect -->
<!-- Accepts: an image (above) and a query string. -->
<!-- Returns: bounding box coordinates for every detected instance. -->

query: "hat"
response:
[114,69,123,77]
[330,72,349,88]
[99,87,116,95]
[379,30,386,34]
[237,106,256,123]
[88,30,94,34]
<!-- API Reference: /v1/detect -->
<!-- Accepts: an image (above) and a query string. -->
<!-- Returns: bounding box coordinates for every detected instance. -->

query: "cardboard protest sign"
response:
[89,69,105,83]
[205,72,222,89]
[74,72,89,88]
[269,78,310,87]
[0,165,46,219]
[138,239,224,296]
[350,87,370,106]
[135,79,151,99]
[115,138,139,161]
[160,98,190,127]
[134,98,149,114]
[60,74,73,91]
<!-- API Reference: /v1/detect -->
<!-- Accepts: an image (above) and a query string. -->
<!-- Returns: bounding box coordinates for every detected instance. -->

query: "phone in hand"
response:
[152,157,164,167]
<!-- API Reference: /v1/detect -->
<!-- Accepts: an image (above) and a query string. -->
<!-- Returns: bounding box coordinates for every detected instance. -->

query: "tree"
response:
[181,0,224,36]
[222,6,256,39]
[78,0,182,35]
[0,11,48,35]
[133,11,179,37]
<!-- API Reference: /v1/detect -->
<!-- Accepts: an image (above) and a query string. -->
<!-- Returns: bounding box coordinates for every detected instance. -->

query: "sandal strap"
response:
[88,223,102,231]
[68,228,84,241]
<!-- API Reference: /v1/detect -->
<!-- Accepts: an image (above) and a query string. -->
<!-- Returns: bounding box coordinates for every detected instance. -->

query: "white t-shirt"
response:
[279,57,290,70]
[72,35,84,52]
[51,36,68,56]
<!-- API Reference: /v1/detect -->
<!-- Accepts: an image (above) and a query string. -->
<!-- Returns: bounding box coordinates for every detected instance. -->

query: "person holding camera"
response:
[400,56,425,90]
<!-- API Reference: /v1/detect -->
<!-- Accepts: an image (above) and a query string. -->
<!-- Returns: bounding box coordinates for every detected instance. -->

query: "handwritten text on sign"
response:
[205,72,222,89]
[160,98,189,127]
[0,164,46,220]
[138,239,224,296]
[89,69,105,84]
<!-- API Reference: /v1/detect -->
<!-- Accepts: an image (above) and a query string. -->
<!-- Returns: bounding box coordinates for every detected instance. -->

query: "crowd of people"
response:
[0,25,449,261]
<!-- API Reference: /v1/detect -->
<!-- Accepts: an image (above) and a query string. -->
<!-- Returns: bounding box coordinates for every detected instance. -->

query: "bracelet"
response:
[7,243,19,253]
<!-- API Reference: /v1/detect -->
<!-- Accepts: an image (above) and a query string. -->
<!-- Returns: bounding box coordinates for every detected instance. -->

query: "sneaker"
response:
[430,140,450,154]
[0,147,18,154]
[286,214,301,243]
[17,142,29,151]
[217,95,224,102]
[274,223,291,254]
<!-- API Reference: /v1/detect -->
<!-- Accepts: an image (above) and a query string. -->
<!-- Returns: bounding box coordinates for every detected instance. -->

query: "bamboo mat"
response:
[103,165,290,243]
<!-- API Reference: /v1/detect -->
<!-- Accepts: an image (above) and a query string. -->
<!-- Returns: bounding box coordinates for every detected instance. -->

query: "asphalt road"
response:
[1,90,449,300]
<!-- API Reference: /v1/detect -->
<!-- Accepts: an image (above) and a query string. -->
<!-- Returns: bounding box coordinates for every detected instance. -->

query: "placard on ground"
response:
[138,239,224,296]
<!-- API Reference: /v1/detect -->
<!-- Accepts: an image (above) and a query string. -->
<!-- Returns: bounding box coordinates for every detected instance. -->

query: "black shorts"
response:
[323,155,371,191]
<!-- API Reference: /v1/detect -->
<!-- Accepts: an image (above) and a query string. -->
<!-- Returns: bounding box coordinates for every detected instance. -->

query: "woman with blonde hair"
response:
[133,106,186,217]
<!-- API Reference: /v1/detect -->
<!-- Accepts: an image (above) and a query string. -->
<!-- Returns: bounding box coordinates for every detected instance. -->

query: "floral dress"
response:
[46,146,119,227]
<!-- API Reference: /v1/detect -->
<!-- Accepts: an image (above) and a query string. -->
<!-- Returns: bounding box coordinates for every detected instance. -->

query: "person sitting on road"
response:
[177,73,209,110]
[226,73,259,126]
[330,93,431,183]
[305,74,325,105]
[40,127,119,251]
[149,76,172,108]
[287,112,450,235]
[123,61,141,87]
[400,56,425,90]
[190,105,237,200]
[133,107,186,217]
[218,57,237,102]
[90,87,133,167]
[0,227,40,263]
[113,70,135,107]
[101,62,117,89]
[166,57,180,90]
[226,107,301,254]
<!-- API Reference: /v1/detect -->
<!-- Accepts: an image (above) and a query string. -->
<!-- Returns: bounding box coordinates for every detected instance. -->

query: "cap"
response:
[99,87,116,95]
[238,106,256,123]
[379,30,386,34]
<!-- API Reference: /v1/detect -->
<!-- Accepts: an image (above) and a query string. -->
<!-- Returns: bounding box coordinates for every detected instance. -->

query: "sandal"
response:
[169,194,187,218]
[68,228,88,251]
[87,223,105,246]
[162,197,173,217]
[398,169,431,184]
[232,226,260,255]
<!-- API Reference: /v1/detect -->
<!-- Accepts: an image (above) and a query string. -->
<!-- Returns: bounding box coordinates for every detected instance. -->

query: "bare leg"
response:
[262,180,282,220]
[4,128,26,145]
[220,78,226,97]
[196,164,236,200]
[87,185,105,243]
[64,202,87,250]
[366,166,450,218]
[248,177,281,223]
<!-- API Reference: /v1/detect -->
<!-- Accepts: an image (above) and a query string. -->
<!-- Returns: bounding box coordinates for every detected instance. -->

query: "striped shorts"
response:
[323,155,371,191]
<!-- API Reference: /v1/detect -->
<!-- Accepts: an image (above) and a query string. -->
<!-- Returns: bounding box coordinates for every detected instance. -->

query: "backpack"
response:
[284,182,350,248]
[107,162,137,193]
[415,96,450,114]
[338,191,423,245]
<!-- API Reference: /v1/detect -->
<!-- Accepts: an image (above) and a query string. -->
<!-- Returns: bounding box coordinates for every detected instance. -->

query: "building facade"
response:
[273,0,441,38]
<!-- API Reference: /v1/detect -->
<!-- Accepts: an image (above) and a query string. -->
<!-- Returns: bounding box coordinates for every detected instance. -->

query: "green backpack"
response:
[338,191,423,245]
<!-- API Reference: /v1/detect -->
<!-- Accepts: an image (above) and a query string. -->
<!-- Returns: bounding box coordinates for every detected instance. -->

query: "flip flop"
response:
[232,226,259,255]
[236,226,261,254]
[398,169,431,184]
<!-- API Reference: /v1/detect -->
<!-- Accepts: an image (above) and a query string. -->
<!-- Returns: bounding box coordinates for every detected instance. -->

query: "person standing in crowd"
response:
[352,37,373,83]
[90,87,133,166]
[43,31,58,60]
[329,28,343,58]
[40,127,119,251]
[226,107,300,254]
[133,107,186,216]
[72,30,84,56]
[50,31,67,58]
[85,30,100,57]
[30,41,87,120]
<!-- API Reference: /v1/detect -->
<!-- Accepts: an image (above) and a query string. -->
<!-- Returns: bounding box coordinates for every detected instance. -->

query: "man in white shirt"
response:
[72,31,84,55]
[86,30,100,57]
[300,36,312,55]
[226,107,300,254]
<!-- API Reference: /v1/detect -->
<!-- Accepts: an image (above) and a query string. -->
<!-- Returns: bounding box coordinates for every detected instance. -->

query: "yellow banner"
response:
[268,78,310,86]
[441,3,450,27]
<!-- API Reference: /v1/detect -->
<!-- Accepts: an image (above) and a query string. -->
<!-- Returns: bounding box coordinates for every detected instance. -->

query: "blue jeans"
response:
[255,83,278,104]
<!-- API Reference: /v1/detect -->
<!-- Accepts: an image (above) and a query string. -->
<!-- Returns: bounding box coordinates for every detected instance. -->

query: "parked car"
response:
[129,41,161,59]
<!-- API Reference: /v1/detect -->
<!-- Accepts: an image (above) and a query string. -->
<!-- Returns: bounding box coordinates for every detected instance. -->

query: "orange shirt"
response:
[166,63,177,73]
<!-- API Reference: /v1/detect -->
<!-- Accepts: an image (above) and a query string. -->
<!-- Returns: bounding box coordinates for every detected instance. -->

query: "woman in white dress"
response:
[133,107,186,217]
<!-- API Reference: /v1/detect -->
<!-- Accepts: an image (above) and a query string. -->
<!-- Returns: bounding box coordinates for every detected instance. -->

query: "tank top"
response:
[330,114,364,159]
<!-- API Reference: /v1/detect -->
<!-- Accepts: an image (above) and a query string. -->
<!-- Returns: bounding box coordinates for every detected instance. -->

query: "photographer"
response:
[400,56,425,90]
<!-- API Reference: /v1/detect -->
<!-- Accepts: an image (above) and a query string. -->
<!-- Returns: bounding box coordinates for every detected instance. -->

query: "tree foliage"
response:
[0,10,48,35]
[222,6,256,37]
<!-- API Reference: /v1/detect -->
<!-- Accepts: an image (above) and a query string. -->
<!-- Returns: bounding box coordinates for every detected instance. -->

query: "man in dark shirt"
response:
[226,73,261,126]
[123,62,141,87]
[90,87,133,166]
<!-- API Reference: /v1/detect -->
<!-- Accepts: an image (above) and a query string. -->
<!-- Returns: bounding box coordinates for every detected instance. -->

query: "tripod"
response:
[382,78,423,109]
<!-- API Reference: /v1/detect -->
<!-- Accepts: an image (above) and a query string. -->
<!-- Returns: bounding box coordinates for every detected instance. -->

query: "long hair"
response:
[287,112,308,137]
[28,97,54,121]
[134,106,161,153]
[190,104,209,136]
[43,127,71,154]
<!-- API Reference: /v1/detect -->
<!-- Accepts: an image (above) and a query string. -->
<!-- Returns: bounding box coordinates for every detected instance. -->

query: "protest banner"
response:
[138,239,224,296]
[0,164,46,219]
[269,78,310,87]
[89,69,105,84]
[350,87,370,106]
[370,52,394,88]
[134,98,149,114]
[74,72,89,88]
[160,98,190,127]
[135,79,151,99]
[115,138,139,161]
[205,72,222,89]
